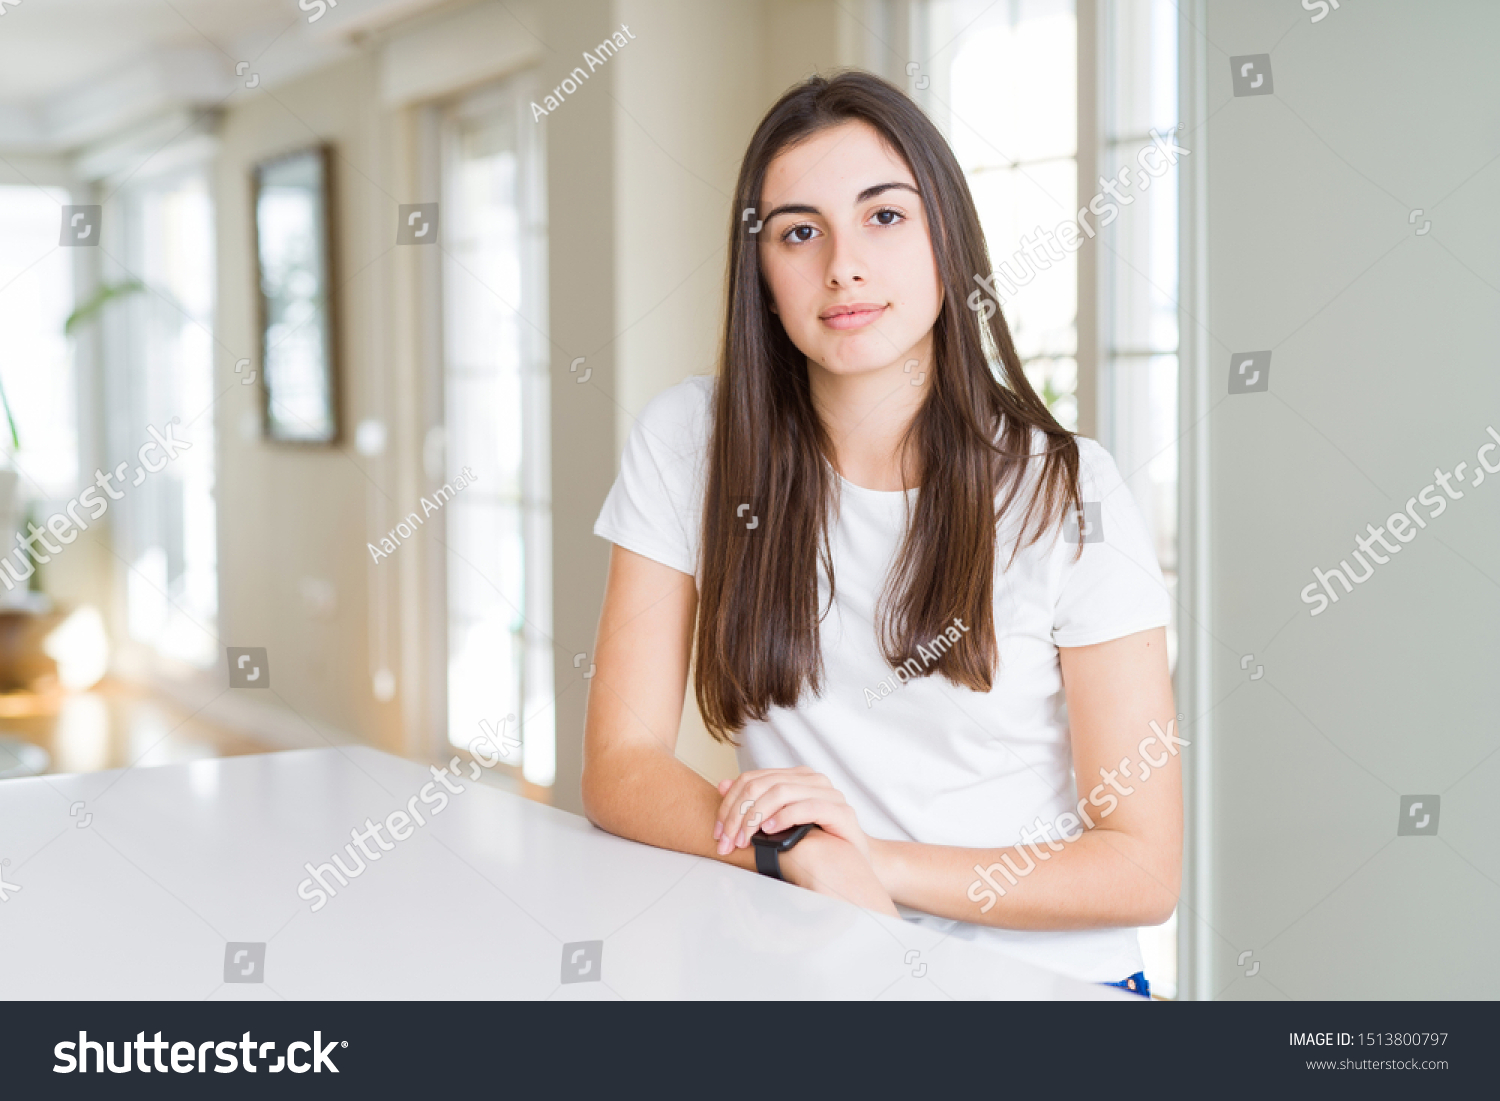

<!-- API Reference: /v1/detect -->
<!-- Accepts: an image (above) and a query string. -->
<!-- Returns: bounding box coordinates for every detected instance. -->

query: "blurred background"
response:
[0,0,1494,1000]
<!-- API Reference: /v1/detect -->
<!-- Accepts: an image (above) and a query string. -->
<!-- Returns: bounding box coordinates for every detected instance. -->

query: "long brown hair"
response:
[694,69,1082,744]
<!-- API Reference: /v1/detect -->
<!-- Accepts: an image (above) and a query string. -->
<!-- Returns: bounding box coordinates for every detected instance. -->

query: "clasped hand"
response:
[712,766,897,916]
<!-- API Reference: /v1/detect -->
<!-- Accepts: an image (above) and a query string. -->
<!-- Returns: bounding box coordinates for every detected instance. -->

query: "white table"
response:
[0,747,1133,999]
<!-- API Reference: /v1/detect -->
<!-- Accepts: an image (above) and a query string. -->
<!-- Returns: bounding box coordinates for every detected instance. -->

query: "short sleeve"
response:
[592,377,712,579]
[1050,438,1171,647]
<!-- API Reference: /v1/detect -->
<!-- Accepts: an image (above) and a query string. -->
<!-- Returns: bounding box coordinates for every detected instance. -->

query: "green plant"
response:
[0,279,153,458]
[0,370,17,451]
[63,279,145,337]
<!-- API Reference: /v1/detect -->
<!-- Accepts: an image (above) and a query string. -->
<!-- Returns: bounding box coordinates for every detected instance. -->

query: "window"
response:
[1099,0,1180,999]
[0,186,77,512]
[928,0,1181,997]
[440,76,555,788]
[107,171,219,667]
[1099,0,1179,653]
[928,0,1080,428]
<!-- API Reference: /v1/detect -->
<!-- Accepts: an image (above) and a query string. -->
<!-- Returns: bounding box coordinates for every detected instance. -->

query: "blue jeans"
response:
[1102,971,1150,997]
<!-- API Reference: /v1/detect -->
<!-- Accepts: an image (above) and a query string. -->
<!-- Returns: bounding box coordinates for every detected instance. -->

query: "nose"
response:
[823,225,867,288]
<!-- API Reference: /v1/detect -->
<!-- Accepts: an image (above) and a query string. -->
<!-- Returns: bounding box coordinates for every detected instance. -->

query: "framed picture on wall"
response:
[251,144,340,444]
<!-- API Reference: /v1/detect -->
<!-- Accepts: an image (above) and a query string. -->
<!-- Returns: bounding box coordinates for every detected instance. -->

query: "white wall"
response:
[211,52,407,754]
[1190,0,1500,998]
[608,0,883,785]
[611,0,770,785]
[17,0,926,807]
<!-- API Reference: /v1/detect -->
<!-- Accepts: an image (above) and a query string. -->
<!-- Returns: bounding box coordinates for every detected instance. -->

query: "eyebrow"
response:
[760,181,921,224]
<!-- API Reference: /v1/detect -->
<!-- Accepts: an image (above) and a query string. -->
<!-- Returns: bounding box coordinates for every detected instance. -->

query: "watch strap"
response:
[754,841,782,879]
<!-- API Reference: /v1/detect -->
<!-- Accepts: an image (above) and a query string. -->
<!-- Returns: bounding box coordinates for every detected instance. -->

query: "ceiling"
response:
[0,0,450,152]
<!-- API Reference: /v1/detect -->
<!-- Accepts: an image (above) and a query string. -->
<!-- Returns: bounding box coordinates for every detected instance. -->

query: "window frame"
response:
[424,69,556,792]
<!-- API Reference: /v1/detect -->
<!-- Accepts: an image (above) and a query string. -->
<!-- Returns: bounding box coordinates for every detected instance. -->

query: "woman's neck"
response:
[806,343,931,492]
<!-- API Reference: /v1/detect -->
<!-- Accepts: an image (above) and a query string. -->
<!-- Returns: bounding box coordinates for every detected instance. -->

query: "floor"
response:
[0,677,554,805]
[0,678,273,778]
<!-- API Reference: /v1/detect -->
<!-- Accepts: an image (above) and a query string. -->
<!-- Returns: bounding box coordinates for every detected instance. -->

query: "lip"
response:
[819,302,887,330]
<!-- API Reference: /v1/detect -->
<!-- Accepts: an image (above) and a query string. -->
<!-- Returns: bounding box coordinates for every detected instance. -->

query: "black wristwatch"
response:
[750,823,819,880]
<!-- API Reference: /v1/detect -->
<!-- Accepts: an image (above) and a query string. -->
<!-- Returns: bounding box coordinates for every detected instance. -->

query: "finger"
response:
[733,782,827,845]
[716,770,796,850]
[766,799,858,844]
[717,772,781,853]
[715,775,752,852]
[714,777,732,838]
[726,782,780,849]
[714,769,776,827]
[759,798,823,835]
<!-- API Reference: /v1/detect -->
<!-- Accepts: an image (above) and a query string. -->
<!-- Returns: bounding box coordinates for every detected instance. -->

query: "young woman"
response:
[582,70,1180,996]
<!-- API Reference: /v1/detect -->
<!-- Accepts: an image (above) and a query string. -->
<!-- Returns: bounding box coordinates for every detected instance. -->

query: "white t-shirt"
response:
[592,375,1171,984]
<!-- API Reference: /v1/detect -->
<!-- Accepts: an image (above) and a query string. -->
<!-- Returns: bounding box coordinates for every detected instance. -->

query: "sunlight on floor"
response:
[0,678,272,777]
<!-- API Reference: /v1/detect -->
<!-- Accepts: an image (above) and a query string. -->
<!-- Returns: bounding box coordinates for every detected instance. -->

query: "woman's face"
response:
[757,119,943,378]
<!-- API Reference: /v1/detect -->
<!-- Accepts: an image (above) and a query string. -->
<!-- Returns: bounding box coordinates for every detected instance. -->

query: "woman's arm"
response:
[581,544,899,915]
[866,627,1183,929]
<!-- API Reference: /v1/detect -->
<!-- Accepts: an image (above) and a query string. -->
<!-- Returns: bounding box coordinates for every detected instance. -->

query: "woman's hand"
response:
[778,829,900,917]
[713,766,876,864]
